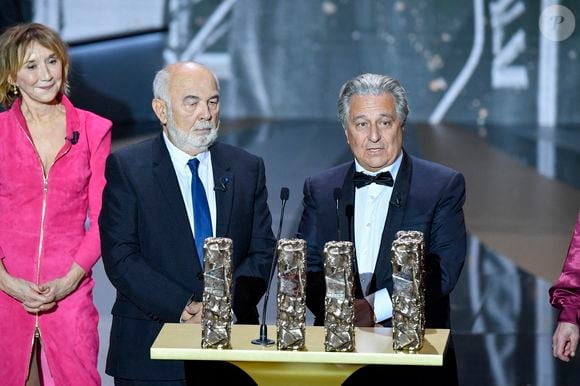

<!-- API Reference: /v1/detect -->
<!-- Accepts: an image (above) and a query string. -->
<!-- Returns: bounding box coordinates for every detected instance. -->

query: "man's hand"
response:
[181,301,203,324]
[354,298,376,327]
[553,322,579,362]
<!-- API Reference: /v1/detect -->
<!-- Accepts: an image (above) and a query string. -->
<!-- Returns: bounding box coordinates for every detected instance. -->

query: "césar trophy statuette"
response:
[201,237,233,349]
[323,240,355,352]
[391,230,425,351]
[276,238,307,350]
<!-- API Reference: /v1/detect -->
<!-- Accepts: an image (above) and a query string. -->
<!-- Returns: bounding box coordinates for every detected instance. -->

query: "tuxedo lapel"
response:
[339,163,366,298]
[210,143,234,237]
[373,151,412,294]
[151,134,201,271]
[339,163,355,243]
[152,134,191,232]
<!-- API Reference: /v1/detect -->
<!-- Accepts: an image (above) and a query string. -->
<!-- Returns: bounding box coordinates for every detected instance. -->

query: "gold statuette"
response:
[323,241,355,352]
[276,238,307,350]
[391,230,425,351]
[201,237,233,349]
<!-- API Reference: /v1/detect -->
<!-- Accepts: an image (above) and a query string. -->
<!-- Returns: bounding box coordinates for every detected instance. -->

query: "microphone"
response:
[345,204,354,242]
[251,187,289,346]
[390,194,401,208]
[213,177,229,192]
[66,131,79,145]
[333,188,342,241]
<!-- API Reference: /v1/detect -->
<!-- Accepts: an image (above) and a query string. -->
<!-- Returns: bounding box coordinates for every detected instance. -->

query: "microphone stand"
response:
[334,188,342,241]
[345,204,357,277]
[345,204,354,243]
[251,187,289,345]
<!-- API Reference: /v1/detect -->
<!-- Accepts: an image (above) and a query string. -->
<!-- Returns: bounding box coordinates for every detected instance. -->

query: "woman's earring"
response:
[11,84,18,95]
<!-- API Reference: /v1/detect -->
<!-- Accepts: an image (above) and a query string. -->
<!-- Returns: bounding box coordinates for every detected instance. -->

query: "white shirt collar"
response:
[163,132,211,172]
[354,150,403,181]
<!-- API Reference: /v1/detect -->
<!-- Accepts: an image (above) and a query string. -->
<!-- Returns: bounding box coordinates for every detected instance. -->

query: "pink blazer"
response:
[550,212,580,325]
[0,95,111,385]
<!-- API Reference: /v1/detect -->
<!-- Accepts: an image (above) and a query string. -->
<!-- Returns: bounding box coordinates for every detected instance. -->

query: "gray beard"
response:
[166,119,219,154]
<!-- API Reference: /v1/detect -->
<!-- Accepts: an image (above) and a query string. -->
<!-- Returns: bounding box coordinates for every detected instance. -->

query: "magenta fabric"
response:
[549,212,580,325]
[40,345,55,386]
[0,95,111,386]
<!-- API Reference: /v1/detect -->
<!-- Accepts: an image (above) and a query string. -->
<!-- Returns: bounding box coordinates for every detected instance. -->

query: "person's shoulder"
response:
[211,141,262,162]
[303,161,352,193]
[309,161,352,182]
[111,135,156,161]
[410,155,462,177]
[408,155,465,192]
[72,105,112,131]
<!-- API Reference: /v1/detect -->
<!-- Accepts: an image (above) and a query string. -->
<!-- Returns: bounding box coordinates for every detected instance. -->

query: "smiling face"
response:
[14,42,63,107]
[344,93,404,172]
[153,63,220,155]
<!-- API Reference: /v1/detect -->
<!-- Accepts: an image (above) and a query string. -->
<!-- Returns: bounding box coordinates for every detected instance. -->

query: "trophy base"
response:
[251,337,275,346]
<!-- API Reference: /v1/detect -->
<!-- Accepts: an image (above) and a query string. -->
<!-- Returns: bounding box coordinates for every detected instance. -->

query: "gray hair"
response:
[152,62,221,107]
[153,67,171,104]
[337,73,410,129]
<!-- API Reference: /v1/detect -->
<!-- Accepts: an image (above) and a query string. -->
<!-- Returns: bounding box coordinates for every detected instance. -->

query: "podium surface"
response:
[151,324,449,385]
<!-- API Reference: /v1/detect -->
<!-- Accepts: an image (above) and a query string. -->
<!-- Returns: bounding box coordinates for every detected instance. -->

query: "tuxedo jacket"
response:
[297,150,466,328]
[99,134,275,381]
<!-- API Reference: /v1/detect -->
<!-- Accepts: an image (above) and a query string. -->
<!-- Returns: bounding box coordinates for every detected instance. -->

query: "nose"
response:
[368,123,381,142]
[39,62,53,81]
[198,102,212,121]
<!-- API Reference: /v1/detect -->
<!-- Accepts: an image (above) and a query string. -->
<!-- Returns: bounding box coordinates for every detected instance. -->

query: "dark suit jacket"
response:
[99,134,275,381]
[297,150,466,328]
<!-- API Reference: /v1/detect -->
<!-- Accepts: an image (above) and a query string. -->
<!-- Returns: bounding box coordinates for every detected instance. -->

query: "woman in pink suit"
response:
[0,23,111,385]
[550,212,580,362]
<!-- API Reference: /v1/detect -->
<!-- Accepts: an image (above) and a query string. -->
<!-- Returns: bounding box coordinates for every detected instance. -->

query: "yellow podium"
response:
[151,324,449,386]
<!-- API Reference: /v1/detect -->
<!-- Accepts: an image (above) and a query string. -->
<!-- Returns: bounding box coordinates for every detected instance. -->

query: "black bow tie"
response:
[353,171,394,188]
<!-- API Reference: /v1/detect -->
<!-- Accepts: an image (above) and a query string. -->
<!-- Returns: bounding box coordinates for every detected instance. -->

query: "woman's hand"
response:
[0,262,56,313]
[553,322,579,362]
[39,262,86,307]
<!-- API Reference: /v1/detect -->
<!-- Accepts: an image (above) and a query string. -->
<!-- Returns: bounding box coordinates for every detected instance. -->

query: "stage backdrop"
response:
[0,0,571,131]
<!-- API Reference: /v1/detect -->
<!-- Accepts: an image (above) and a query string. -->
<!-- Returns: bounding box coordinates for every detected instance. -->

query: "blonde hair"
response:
[0,22,70,108]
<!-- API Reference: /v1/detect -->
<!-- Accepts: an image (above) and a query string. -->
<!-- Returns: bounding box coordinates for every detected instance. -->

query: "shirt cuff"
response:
[366,288,392,323]
[558,306,580,325]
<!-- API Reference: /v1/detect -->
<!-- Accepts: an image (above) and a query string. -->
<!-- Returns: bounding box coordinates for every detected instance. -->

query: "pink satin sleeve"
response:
[549,212,580,325]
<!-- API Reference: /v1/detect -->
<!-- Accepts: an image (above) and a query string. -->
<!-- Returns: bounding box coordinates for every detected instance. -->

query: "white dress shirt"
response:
[354,151,403,323]
[163,133,217,238]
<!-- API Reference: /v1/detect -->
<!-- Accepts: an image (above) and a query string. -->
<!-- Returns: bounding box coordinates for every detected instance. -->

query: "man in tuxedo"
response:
[297,73,466,384]
[99,62,273,385]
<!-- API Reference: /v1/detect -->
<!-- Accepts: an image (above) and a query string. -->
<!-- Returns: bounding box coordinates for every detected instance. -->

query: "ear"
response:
[152,98,168,125]
[343,128,350,144]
